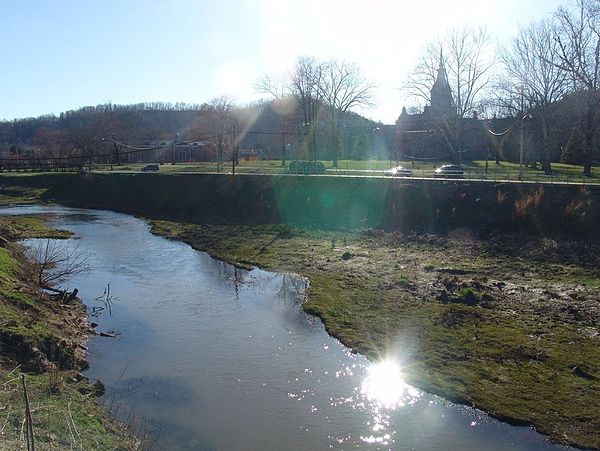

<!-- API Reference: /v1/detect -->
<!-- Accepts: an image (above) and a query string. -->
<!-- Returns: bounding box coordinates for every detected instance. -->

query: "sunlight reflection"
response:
[360,360,420,409]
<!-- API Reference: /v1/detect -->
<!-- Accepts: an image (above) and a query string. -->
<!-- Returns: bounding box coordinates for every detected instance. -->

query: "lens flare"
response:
[361,360,419,409]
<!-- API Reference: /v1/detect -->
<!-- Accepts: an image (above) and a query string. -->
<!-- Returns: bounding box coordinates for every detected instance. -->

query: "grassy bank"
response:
[0,214,137,450]
[1,173,599,448]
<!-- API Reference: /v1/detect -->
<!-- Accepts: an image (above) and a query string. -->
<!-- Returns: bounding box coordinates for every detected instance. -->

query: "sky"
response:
[0,0,566,124]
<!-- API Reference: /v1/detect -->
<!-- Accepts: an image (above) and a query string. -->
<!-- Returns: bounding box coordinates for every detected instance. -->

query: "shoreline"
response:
[0,212,138,450]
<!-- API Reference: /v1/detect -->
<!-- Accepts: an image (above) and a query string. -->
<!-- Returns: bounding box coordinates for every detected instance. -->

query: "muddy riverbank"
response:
[0,214,138,450]
[151,221,600,449]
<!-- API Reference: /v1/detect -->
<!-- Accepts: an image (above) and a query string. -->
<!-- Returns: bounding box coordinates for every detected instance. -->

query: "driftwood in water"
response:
[97,331,116,338]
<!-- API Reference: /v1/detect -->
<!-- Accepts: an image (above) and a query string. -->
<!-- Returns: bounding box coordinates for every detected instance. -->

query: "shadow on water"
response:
[0,205,573,451]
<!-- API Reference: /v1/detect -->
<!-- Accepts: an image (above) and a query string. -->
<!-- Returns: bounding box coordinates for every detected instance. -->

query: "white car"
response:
[434,164,464,178]
[384,165,413,177]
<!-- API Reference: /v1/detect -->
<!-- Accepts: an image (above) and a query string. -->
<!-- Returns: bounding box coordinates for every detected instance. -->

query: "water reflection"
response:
[359,360,421,446]
[361,360,419,409]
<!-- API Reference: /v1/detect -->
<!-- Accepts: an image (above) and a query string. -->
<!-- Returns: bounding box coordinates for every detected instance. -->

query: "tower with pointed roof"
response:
[430,50,455,117]
[395,49,497,162]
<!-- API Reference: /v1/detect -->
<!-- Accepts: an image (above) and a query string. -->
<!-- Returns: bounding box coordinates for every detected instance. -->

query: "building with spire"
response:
[395,53,503,162]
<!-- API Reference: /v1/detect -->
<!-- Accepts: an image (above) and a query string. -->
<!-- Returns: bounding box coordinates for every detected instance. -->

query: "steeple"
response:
[430,48,454,117]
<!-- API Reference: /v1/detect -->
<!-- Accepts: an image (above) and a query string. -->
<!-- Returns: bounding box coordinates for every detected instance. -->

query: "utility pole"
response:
[519,115,524,181]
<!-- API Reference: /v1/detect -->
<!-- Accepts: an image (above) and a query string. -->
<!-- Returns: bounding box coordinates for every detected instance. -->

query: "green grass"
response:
[0,246,18,274]
[0,369,137,450]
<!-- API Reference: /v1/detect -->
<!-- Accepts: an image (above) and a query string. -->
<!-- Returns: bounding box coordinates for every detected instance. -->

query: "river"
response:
[1,206,570,450]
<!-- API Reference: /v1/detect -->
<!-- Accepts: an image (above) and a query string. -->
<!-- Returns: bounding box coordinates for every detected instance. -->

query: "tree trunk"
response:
[330,109,337,168]
[456,117,462,165]
[583,94,595,177]
[280,119,286,167]
[541,112,552,174]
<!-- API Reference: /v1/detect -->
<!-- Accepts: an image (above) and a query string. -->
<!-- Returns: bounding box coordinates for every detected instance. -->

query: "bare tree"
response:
[290,56,324,163]
[28,240,89,289]
[319,60,375,167]
[255,74,298,166]
[501,20,569,173]
[71,117,104,171]
[403,43,441,105]
[32,127,74,164]
[100,103,136,165]
[553,0,600,176]
[203,97,252,173]
[447,27,496,119]
[205,96,236,168]
[255,73,289,100]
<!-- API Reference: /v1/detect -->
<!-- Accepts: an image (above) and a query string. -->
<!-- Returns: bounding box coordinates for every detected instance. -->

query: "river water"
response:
[1,206,570,450]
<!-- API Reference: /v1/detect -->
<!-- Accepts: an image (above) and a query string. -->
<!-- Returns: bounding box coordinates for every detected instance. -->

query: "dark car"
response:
[141,164,160,172]
[384,165,413,177]
[287,161,326,175]
[434,164,464,178]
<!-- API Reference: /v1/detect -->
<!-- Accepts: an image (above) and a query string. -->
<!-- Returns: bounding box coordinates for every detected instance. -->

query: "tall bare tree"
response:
[290,56,324,163]
[71,117,104,170]
[255,74,298,166]
[205,96,236,168]
[553,0,600,176]
[501,20,569,173]
[319,60,375,167]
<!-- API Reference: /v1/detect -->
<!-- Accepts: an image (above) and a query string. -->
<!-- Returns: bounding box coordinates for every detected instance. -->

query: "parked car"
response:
[384,165,413,177]
[141,164,160,172]
[287,161,326,175]
[434,164,463,178]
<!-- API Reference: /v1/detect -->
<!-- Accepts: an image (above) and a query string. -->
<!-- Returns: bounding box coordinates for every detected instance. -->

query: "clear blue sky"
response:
[0,0,565,124]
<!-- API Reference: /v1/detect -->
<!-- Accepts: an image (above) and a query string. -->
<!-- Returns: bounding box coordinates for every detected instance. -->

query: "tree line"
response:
[0,0,598,174]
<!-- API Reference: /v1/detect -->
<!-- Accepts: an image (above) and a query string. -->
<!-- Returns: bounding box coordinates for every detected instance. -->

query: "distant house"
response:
[239,148,264,161]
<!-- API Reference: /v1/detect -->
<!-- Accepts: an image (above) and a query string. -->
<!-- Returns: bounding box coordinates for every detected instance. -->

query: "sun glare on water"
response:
[360,360,420,409]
